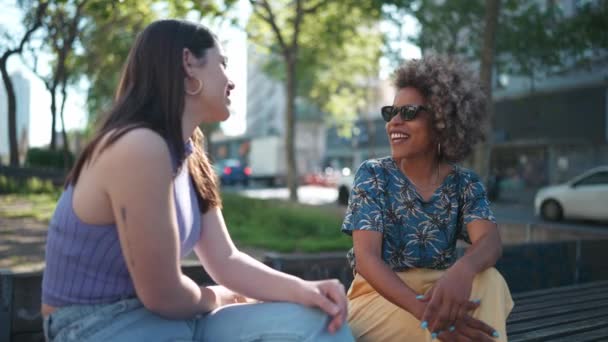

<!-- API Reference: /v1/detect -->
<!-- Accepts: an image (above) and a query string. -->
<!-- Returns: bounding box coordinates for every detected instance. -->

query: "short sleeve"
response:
[341,161,385,236]
[458,173,496,242]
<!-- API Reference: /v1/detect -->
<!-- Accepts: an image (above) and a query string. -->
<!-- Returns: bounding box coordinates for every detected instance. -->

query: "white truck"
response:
[248,135,286,186]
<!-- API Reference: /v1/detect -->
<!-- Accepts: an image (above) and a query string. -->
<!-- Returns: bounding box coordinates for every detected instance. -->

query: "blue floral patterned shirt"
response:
[341,157,496,271]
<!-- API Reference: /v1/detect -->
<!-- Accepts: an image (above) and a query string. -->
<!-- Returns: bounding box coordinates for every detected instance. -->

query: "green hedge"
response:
[0,189,351,253]
[26,148,75,170]
[0,175,59,195]
[222,193,351,253]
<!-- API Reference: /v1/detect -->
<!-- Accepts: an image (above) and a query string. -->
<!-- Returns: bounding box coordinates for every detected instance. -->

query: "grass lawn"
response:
[222,193,351,253]
[0,192,61,222]
[0,192,352,253]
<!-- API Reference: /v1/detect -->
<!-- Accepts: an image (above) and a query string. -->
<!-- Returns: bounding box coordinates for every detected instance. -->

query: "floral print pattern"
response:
[342,157,495,271]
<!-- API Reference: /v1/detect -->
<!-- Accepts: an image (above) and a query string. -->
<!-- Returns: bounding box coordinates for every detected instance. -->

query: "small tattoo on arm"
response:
[120,206,136,268]
[120,207,127,222]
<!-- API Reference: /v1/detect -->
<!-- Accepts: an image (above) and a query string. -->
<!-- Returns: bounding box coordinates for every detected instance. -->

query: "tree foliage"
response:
[249,1,384,126]
[386,0,607,83]
[247,0,387,200]
[0,0,48,166]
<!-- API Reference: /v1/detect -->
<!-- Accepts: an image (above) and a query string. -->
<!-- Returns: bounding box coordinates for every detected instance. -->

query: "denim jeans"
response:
[43,298,354,341]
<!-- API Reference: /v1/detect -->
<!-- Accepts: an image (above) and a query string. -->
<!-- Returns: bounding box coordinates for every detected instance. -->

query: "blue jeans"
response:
[43,298,354,341]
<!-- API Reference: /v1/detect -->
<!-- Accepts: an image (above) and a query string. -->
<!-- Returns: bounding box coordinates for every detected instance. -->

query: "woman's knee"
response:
[475,267,506,285]
[472,267,512,301]
[198,302,353,341]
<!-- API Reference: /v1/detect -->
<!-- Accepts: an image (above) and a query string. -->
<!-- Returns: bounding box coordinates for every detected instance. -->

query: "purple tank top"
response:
[42,141,201,306]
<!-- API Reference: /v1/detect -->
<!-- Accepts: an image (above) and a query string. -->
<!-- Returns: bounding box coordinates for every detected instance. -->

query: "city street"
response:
[229,185,608,239]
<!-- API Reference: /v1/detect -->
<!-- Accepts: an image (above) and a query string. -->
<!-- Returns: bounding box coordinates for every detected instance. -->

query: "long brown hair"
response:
[66,19,221,212]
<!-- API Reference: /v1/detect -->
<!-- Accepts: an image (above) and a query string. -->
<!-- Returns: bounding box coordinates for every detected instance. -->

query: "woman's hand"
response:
[204,285,255,311]
[412,295,497,341]
[420,262,478,333]
[436,314,498,341]
[295,279,348,334]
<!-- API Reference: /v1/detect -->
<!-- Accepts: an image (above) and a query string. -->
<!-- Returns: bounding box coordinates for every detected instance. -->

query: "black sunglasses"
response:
[381,104,429,122]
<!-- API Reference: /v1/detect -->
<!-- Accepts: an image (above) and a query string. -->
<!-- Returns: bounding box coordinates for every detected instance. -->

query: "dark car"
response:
[214,159,251,186]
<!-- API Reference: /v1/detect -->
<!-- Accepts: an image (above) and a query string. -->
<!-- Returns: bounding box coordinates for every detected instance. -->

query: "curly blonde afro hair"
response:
[393,55,487,163]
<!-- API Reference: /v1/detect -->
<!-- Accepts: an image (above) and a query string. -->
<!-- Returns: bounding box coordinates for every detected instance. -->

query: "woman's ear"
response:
[182,48,196,78]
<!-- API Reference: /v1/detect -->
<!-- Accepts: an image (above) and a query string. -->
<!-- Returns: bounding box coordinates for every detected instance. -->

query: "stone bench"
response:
[0,264,213,342]
[3,239,608,341]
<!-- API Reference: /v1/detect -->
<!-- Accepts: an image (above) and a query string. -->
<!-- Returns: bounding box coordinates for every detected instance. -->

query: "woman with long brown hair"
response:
[41,19,352,341]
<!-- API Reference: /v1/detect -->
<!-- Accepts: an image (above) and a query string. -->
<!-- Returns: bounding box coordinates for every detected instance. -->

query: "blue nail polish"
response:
[493,331,500,338]
[416,295,424,300]
[473,299,481,304]
[449,325,456,332]
[431,332,438,339]
[420,321,428,329]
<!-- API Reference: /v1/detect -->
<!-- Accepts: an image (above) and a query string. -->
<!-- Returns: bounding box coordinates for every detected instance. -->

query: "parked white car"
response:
[534,166,608,222]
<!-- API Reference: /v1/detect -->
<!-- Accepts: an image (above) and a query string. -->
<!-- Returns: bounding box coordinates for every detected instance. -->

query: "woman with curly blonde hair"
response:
[342,55,513,342]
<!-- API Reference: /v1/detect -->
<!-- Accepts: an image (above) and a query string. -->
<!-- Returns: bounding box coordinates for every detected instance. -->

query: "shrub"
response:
[221,193,351,253]
[25,148,74,170]
[0,175,60,194]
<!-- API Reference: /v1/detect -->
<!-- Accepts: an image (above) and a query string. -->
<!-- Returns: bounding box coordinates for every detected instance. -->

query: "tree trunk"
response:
[60,78,70,169]
[0,1,47,166]
[474,0,501,182]
[285,54,298,201]
[49,85,58,150]
[0,57,19,166]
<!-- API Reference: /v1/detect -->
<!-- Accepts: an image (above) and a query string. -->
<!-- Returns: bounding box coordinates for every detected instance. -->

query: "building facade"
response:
[0,71,30,164]
[492,57,608,187]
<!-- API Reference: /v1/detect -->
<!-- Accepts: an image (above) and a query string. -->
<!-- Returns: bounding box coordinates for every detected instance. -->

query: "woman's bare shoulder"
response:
[91,128,173,183]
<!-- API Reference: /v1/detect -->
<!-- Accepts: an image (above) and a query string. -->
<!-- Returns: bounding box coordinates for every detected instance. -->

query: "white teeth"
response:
[390,132,409,140]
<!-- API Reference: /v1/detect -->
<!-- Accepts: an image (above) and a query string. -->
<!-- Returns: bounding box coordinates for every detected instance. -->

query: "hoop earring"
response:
[186,78,203,95]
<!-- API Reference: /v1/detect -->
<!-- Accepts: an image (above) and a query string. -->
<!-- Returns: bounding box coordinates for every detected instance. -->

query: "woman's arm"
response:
[421,222,502,334]
[352,230,428,319]
[194,207,347,333]
[101,129,214,319]
[454,220,502,274]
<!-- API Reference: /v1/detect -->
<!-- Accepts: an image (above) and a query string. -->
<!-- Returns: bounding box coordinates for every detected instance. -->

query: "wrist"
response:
[291,279,313,305]
[453,258,478,278]
[410,299,426,321]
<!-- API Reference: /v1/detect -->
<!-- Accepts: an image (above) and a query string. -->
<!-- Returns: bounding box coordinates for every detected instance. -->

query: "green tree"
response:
[475,0,501,181]
[384,0,607,179]
[74,0,159,127]
[23,0,89,164]
[0,0,48,166]
[77,0,237,134]
[247,0,385,201]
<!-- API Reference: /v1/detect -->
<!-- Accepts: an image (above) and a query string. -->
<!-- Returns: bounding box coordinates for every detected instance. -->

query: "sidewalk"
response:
[0,217,47,272]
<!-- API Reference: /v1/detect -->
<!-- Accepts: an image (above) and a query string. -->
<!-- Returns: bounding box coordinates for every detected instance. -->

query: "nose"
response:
[389,111,404,124]
[228,80,235,91]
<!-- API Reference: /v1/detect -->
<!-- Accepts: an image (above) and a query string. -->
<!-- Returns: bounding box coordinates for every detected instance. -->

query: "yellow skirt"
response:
[347,268,514,342]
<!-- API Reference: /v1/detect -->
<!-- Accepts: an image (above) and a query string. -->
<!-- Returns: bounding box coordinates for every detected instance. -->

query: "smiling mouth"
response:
[390,132,410,144]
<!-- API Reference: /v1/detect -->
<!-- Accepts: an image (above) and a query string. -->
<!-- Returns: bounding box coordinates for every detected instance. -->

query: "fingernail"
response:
[420,321,428,329]
[416,295,425,300]
[472,299,481,304]
[449,325,456,332]
[431,332,438,339]
[493,331,500,338]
